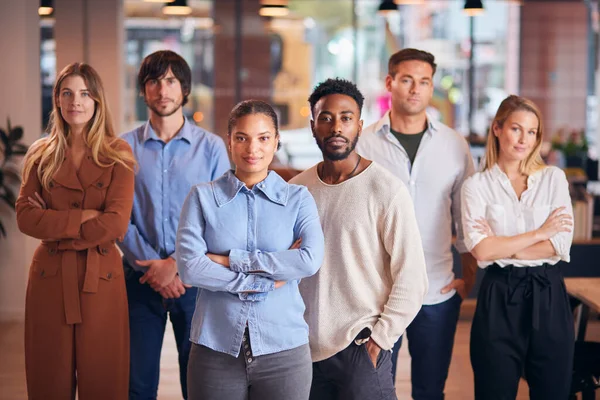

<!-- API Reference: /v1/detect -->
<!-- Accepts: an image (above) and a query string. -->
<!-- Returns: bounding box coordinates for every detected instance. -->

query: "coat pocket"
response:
[31,244,61,279]
[97,243,122,281]
[86,172,112,209]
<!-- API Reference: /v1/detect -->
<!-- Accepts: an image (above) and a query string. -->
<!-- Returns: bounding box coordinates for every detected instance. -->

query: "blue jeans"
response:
[125,267,198,400]
[391,293,462,400]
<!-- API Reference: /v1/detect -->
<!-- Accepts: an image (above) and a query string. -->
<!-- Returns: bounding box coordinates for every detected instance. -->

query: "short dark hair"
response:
[227,100,281,150]
[388,48,437,77]
[137,50,192,106]
[308,78,364,116]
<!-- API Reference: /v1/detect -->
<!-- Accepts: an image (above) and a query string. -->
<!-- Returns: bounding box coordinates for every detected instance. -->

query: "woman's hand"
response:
[206,253,230,267]
[81,210,101,223]
[473,218,495,237]
[535,206,573,241]
[27,192,46,209]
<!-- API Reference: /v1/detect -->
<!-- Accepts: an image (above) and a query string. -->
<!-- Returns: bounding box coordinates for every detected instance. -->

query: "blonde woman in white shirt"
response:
[461,95,574,400]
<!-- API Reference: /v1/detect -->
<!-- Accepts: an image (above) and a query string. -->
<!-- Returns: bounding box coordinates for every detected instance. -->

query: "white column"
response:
[54,0,125,133]
[0,0,41,321]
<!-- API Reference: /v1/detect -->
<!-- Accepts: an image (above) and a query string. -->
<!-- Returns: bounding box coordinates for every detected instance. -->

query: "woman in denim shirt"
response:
[176,100,324,400]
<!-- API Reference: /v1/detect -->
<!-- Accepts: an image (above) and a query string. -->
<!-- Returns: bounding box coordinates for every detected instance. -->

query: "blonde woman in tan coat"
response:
[15,63,135,400]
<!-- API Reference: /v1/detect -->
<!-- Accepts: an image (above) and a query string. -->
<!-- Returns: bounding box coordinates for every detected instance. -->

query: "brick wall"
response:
[520,1,588,136]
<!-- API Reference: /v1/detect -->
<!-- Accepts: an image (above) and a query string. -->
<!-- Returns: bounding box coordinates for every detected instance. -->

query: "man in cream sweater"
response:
[290,78,428,400]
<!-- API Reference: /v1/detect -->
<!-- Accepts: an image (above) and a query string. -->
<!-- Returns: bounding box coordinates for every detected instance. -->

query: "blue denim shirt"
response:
[176,170,324,357]
[118,119,230,269]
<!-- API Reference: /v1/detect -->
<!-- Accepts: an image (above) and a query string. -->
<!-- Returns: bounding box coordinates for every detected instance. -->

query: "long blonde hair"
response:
[484,94,545,175]
[23,63,135,189]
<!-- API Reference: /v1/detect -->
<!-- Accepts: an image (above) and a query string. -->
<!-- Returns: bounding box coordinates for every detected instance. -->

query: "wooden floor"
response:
[1,301,598,399]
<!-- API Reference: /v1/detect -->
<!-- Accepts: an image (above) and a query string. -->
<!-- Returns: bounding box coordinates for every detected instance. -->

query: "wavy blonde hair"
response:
[23,63,135,189]
[484,94,546,175]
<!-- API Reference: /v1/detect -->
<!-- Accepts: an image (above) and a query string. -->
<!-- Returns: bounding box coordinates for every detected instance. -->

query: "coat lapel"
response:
[78,147,112,189]
[52,153,83,191]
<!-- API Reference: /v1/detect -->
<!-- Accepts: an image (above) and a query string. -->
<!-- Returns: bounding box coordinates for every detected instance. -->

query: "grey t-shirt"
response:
[390,127,426,165]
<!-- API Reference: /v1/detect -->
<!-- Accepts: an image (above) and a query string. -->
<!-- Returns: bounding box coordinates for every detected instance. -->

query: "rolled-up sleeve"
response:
[452,141,476,254]
[548,169,573,262]
[461,177,488,253]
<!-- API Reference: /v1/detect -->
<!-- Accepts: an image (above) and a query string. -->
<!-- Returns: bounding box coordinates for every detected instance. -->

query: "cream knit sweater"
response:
[290,162,428,362]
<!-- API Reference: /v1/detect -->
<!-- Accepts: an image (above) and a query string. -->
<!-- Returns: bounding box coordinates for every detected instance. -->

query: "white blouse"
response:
[461,164,573,268]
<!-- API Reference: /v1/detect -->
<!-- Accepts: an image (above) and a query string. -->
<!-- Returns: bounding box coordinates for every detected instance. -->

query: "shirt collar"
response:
[375,110,438,136]
[212,170,289,207]
[489,163,544,185]
[142,118,193,144]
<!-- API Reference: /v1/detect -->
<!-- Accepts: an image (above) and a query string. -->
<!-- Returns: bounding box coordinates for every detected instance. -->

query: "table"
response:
[565,278,600,341]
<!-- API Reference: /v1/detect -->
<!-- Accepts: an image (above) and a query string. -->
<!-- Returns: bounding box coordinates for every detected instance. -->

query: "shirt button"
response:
[247,358,253,363]
[244,344,249,349]
[163,169,167,173]
[71,202,80,208]
[410,181,415,186]
[242,336,247,342]
[246,351,251,356]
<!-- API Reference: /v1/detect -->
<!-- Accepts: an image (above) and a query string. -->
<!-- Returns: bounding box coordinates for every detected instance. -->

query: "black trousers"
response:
[470,264,574,400]
[310,329,397,400]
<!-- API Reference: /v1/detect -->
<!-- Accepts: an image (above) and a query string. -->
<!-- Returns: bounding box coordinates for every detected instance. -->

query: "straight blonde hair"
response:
[484,95,545,175]
[23,63,135,190]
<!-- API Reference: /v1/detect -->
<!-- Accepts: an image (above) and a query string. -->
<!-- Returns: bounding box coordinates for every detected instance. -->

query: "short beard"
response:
[315,134,359,161]
[146,98,182,118]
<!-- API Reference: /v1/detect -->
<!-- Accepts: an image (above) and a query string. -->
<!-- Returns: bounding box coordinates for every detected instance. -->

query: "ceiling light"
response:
[39,0,53,16]
[463,0,484,16]
[377,0,398,16]
[260,0,288,5]
[259,5,289,17]
[163,0,192,16]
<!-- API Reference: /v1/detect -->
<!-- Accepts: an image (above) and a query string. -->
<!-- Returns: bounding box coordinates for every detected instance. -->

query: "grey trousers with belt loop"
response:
[470,263,574,400]
[187,333,312,400]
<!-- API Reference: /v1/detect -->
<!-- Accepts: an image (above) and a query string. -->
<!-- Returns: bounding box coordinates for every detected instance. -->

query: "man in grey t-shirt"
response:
[357,48,477,399]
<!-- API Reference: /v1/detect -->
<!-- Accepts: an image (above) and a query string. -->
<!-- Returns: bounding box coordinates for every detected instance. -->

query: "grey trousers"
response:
[187,339,312,400]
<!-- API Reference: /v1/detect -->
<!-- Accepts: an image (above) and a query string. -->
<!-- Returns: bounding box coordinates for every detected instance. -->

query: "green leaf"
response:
[2,169,20,182]
[0,128,8,147]
[8,127,23,142]
[0,193,15,210]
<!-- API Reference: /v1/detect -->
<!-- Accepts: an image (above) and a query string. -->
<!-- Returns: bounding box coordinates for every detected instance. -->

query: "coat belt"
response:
[45,241,111,325]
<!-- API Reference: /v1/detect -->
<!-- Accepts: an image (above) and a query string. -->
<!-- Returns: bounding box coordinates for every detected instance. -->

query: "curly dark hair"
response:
[308,78,364,116]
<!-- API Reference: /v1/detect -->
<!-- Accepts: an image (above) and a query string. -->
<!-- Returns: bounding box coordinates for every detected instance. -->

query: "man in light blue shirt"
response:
[119,50,229,400]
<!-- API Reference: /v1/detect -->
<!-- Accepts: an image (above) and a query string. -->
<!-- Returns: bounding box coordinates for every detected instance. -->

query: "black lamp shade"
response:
[464,0,484,16]
[378,0,398,15]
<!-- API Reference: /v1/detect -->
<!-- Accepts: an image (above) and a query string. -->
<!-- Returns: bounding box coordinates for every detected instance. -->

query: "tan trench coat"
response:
[15,139,134,400]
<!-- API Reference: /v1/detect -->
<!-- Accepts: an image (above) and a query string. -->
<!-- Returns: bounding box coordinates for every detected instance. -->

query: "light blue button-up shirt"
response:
[176,170,324,357]
[119,119,230,269]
